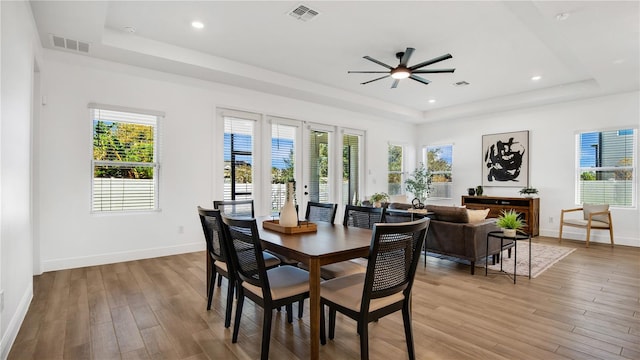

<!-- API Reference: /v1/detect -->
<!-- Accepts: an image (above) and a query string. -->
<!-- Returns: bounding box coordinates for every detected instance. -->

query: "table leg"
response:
[309,258,321,360]
[528,236,532,279]
[513,239,517,284]
[206,252,211,296]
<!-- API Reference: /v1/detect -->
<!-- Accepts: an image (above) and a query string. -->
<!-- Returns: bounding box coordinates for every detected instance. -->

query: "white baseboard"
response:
[539,228,639,247]
[42,242,204,272]
[1,280,33,360]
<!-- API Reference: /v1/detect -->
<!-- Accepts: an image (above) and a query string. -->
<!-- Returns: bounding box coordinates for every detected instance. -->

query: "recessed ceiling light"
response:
[122,26,136,33]
[428,99,436,104]
[191,21,204,29]
[531,75,542,81]
[556,12,570,21]
[612,58,626,65]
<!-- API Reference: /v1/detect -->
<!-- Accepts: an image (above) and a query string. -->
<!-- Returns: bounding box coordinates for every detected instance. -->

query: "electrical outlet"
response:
[178,225,184,234]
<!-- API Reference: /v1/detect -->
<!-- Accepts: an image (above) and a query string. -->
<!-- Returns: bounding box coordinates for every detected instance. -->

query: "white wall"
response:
[37,50,417,272]
[0,1,41,357]
[418,91,640,247]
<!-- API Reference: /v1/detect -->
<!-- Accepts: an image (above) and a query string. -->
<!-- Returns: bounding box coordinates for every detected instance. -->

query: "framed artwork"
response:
[482,130,529,187]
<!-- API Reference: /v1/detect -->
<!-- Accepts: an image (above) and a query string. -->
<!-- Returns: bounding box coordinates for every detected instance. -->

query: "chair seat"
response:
[321,273,405,312]
[214,260,227,272]
[563,219,610,228]
[243,266,309,300]
[262,251,282,268]
[298,260,366,280]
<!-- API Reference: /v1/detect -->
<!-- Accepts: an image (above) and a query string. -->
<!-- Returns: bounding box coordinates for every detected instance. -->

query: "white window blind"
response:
[223,116,255,200]
[271,121,296,211]
[343,133,362,205]
[91,106,160,212]
[577,128,636,207]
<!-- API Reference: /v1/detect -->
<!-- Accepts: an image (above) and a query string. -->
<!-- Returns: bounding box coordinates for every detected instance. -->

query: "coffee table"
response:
[486,230,531,283]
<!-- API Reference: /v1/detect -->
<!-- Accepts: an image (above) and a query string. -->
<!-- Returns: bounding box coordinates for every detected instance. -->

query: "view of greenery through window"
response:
[578,129,635,206]
[388,144,403,195]
[425,145,453,199]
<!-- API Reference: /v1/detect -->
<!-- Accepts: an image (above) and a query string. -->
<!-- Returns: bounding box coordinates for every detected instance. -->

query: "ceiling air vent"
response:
[453,81,470,87]
[288,4,320,22]
[50,34,90,54]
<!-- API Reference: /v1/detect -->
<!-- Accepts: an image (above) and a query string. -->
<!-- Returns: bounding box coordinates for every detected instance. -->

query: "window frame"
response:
[221,110,260,201]
[89,103,163,213]
[423,144,453,200]
[575,127,637,208]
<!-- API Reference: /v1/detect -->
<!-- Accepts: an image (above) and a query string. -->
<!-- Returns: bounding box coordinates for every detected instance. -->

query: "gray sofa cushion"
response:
[427,205,469,223]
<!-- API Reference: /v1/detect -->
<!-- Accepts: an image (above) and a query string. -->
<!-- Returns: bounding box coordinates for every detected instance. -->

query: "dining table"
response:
[256,217,373,360]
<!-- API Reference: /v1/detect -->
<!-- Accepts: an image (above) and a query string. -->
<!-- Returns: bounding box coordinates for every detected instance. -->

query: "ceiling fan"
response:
[348,47,455,88]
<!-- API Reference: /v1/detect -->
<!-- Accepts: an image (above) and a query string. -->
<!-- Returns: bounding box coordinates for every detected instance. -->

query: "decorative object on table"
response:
[347,47,455,88]
[468,188,476,196]
[279,181,298,227]
[262,219,317,234]
[482,130,529,187]
[369,192,389,208]
[495,209,525,237]
[405,162,432,204]
[475,185,484,196]
[519,186,538,197]
[412,197,425,209]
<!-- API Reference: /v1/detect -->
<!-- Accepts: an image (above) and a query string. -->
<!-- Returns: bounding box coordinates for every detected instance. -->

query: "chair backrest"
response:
[197,206,226,263]
[382,209,421,223]
[343,205,385,229]
[220,216,272,300]
[305,202,338,223]
[583,203,610,224]
[362,218,430,309]
[214,199,255,218]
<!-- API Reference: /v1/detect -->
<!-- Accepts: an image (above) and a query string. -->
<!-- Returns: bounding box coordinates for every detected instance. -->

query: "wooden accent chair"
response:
[559,204,614,248]
[213,199,255,218]
[221,216,310,360]
[320,218,430,360]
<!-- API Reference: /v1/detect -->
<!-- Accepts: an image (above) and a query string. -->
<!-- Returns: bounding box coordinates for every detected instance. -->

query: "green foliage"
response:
[388,145,403,172]
[496,209,525,230]
[369,192,389,203]
[272,148,295,184]
[519,186,538,195]
[93,121,154,179]
[404,163,431,201]
[426,147,451,172]
[580,171,596,181]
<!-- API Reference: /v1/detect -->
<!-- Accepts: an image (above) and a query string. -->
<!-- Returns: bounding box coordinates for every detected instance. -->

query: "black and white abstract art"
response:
[482,130,529,187]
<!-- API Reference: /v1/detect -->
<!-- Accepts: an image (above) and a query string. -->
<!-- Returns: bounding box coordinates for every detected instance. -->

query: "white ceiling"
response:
[29,1,639,123]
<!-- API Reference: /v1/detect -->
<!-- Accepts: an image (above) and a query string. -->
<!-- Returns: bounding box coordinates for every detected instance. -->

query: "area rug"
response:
[478,241,576,278]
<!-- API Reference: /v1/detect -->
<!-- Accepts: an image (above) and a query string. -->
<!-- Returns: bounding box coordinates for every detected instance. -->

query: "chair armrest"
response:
[587,210,611,224]
[561,207,583,214]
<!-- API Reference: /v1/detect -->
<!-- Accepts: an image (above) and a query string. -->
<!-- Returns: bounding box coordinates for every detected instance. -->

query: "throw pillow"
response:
[467,208,490,223]
[583,203,610,223]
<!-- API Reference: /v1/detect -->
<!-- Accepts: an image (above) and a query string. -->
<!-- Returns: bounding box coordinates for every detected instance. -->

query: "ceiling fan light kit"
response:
[348,47,455,88]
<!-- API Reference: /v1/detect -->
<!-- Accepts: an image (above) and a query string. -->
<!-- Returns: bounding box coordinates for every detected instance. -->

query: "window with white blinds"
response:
[343,133,362,205]
[91,105,161,212]
[577,128,636,207]
[271,121,296,212]
[388,144,403,196]
[223,116,255,200]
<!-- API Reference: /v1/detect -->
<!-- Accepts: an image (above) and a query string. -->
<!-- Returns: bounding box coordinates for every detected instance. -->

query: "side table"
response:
[486,230,531,283]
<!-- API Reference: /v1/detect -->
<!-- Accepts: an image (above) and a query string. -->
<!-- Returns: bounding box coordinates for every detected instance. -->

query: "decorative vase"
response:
[476,185,484,196]
[279,182,298,227]
[468,188,476,196]
[503,228,517,237]
[374,201,381,208]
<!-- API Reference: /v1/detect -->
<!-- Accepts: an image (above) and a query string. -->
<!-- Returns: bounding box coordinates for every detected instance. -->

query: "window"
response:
[223,115,255,200]
[424,144,453,199]
[577,128,636,207]
[271,120,297,213]
[91,104,161,212]
[343,132,363,205]
[388,144,403,196]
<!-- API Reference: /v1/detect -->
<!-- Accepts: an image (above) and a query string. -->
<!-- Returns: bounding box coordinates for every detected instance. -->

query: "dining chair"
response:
[343,204,385,229]
[305,201,338,224]
[559,203,614,247]
[221,216,310,360]
[214,199,255,218]
[320,218,430,360]
[382,208,422,223]
[197,207,281,328]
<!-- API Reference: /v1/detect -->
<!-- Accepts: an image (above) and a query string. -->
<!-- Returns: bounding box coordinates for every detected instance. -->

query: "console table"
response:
[462,195,539,236]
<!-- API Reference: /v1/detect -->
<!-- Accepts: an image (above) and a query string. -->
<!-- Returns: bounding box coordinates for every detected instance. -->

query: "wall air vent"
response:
[453,81,470,87]
[50,34,90,54]
[288,4,320,22]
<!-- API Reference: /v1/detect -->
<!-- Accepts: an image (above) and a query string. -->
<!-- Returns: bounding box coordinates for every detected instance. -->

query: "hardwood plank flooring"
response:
[8,237,640,359]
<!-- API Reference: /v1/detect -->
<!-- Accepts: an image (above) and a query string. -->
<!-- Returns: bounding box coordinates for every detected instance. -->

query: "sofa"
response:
[422,204,504,274]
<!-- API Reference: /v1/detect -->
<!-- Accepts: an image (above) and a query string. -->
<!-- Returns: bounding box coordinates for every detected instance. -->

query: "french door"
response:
[302,124,336,214]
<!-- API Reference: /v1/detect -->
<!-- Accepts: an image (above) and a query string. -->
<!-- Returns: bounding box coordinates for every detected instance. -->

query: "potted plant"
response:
[369,192,389,208]
[495,209,525,237]
[405,163,432,203]
[519,186,538,197]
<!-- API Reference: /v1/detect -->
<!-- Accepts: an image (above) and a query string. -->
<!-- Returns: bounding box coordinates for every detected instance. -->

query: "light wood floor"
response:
[8,236,640,360]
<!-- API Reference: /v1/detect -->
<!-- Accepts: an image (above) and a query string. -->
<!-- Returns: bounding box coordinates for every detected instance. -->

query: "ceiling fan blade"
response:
[348,71,391,74]
[412,68,456,74]
[361,75,390,85]
[409,75,431,85]
[409,53,453,70]
[363,56,394,70]
[391,79,400,89]
[399,47,415,67]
